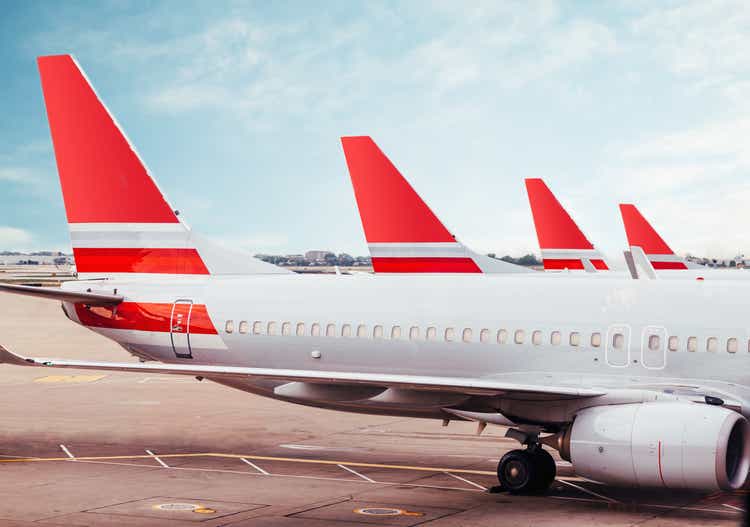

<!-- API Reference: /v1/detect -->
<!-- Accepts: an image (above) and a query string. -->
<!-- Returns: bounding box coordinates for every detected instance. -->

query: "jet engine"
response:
[564,402,750,490]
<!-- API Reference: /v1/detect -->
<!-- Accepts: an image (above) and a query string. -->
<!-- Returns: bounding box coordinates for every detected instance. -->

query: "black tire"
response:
[497,450,536,493]
[530,448,556,492]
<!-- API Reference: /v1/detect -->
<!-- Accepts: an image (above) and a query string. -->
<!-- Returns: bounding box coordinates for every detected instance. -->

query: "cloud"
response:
[0,167,41,185]
[631,0,750,99]
[133,2,617,121]
[0,227,34,249]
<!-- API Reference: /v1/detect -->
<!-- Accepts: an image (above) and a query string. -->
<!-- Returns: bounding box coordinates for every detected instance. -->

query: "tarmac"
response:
[0,293,746,526]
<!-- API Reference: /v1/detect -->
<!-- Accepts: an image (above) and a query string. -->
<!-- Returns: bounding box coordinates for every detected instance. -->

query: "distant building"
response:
[305,250,330,261]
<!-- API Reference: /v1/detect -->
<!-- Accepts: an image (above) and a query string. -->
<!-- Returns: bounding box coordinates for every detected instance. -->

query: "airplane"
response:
[524,178,611,272]
[1,54,750,496]
[341,136,530,274]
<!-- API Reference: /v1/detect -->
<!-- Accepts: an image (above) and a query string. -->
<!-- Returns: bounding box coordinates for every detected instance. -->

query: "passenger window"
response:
[426,327,437,340]
[613,333,624,350]
[225,320,234,334]
[253,321,263,335]
[267,321,277,336]
[590,332,601,348]
[514,329,525,344]
[409,326,420,340]
[550,331,561,345]
[687,336,697,352]
[497,329,508,344]
[391,326,402,339]
[281,322,291,336]
[326,323,336,337]
[357,324,368,338]
[648,334,660,351]
[668,336,679,351]
[480,329,489,343]
[707,337,718,353]
[296,322,305,336]
[532,330,542,345]
[311,323,321,337]
[373,325,384,339]
[238,321,249,334]
[341,324,352,337]
[569,332,580,347]
[444,328,455,342]
[727,338,738,353]
[462,328,473,343]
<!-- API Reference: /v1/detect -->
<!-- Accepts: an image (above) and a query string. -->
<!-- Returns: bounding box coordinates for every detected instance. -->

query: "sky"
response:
[1,1,749,260]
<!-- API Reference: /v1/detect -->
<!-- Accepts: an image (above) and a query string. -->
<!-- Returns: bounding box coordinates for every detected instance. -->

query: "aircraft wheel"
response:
[530,447,556,492]
[496,449,535,493]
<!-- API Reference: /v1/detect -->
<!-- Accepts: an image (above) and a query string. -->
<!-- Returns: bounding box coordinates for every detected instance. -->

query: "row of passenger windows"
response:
[225,320,599,346]
[223,320,750,354]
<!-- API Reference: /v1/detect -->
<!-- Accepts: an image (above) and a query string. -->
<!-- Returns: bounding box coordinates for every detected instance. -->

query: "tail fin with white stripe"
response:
[37,55,287,278]
[524,178,609,272]
[619,204,693,270]
[340,136,529,273]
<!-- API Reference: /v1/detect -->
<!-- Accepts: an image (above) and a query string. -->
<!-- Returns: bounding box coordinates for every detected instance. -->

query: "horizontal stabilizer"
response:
[0,283,123,306]
[0,345,604,400]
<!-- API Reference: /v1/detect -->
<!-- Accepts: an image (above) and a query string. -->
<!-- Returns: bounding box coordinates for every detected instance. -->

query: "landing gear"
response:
[496,446,556,494]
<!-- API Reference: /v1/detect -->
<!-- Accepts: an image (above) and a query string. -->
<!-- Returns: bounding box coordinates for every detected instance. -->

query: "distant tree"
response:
[517,254,541,266]
[337,253,355,266]
[324,252,338,265]
[499,254,541,266]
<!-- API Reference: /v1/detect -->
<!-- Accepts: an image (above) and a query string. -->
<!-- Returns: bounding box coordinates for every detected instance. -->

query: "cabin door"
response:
[170,299,194,359]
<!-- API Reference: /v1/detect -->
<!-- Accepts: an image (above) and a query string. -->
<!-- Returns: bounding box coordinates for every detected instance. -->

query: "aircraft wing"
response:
[0,345,603,399]
[0,283,123,306]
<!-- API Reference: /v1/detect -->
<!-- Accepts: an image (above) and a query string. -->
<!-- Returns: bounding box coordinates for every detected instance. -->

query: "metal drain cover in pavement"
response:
[155,503,200,511]
[354,507,423,517]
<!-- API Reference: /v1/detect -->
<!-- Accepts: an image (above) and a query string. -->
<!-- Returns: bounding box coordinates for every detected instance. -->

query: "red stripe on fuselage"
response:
[75,302,217,334]
[73,248,209,274]
[542,258,609,271]
[651,261,688,270]
[371,257,482,273]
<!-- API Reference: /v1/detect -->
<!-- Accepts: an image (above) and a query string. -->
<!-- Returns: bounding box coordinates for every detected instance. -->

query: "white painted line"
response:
[338,463,375,483]
[72,459,480,493]
[145,449,169,468]
[241,457,269,475]
[556,479,619,503]
[444,471,488,491]
[723,503,745,513]
[59,444,75,459]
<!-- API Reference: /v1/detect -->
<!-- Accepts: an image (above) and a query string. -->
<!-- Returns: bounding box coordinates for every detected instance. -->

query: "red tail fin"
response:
[38,55,177,224]
[38,55,286,277]
[341,136,527,273]
[524,178,609,271]
[619,204,688,270]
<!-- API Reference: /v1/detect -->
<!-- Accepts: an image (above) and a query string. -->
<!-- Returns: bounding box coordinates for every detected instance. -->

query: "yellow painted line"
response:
[202,453,498,476]
[34,375,106,384]
[0,451,496,476]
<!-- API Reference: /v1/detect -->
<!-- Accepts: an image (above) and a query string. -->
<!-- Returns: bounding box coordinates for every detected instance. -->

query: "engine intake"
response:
[568,402,750,490]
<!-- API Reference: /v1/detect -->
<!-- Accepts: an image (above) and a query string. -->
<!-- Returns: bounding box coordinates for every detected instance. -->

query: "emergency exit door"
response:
[170,299,194,358]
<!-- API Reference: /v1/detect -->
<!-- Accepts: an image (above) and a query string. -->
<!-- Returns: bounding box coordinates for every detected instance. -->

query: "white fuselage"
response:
[62,273,750,421]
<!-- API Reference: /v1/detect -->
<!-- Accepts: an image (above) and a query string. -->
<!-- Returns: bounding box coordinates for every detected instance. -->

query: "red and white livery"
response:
[38,55,286,280]
[619,204,696,271]
[3,55,750,496]
[525,178,610,272]
[341,136,528,273]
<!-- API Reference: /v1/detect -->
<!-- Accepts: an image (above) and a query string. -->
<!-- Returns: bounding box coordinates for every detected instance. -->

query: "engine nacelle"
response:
[569,402,750,490]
